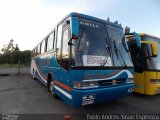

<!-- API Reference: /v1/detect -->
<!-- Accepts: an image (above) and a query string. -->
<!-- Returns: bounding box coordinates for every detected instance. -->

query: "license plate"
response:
[82,95,95,105]
[82,99,94,105]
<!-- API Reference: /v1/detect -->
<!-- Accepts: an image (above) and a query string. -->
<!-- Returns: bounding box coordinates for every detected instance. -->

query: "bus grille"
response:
[98,79,125,86]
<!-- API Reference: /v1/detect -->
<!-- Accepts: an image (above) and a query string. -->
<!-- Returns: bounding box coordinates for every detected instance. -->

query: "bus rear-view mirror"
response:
[125,32,141,48]
[70,17,79,39]
[133,32,141,48]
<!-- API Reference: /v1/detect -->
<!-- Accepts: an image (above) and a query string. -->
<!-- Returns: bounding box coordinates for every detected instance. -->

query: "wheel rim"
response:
[50,81,55,94]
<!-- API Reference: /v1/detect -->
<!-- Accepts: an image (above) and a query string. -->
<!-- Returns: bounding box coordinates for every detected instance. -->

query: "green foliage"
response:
[19,50,31,65]
[1,39,15,54]
[0,40,31,65]
[0,53,11,64]
[0,50,31,65]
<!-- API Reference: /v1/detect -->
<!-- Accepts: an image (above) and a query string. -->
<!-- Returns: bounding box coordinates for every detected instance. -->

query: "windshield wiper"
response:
[113,41,127,67]
[100,38,111,67]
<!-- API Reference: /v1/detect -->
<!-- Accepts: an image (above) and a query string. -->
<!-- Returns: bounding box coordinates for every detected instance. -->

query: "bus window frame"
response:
[61,24,70,71]
[41,39,46,54]
[47,31,55,52]
[55,18,71,71]
[56,23,63,66]
[45,37,48,52]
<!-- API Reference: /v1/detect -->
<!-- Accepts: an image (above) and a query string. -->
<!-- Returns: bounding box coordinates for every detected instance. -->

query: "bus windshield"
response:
[106,25,132,67]
[71,19,133,67]
[141,36,160,70]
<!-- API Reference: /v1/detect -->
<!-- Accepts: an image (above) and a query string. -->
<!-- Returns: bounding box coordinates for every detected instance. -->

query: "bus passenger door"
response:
[56,23,71,94]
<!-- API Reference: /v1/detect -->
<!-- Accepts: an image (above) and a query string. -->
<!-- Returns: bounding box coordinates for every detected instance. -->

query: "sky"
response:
[0,0,160,51]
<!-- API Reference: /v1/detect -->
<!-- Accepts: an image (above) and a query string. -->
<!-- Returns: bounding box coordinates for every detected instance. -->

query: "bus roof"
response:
[139,33,160,40]
[58,12,123,29]
[32,12,123,50]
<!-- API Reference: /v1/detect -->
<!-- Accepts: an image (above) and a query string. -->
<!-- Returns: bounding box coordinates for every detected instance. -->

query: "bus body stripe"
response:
[83,70,133,82]
[35,62,47,80]
[84,70,120,79]
[36,68,47,83]
[55,85,72,99]
[54,80,72,92]
[32,59,72,99]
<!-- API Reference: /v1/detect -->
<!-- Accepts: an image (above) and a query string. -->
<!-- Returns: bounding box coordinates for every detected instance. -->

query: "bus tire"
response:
[32,69,37,80]
[48,76,58,98]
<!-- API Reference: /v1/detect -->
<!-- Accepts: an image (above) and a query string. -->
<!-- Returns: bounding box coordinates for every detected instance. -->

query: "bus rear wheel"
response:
[32,69,37,80]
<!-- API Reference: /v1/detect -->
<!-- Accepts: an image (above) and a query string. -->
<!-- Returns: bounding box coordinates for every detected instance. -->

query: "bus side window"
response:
[61,26,69,70]
[56,24,62,65]
[53,30,55,50]
[41,40,45,54]
[37,44,40,55]
[36,47,38,55]
[39,44,41,54]
[47,32,54,51]
[34,49,36,56]
[45,38,48,52]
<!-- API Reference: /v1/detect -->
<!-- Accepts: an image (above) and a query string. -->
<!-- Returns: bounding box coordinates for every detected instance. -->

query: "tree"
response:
[0,39,31,65]
[19,50,31,65]
[0,53,10,64]
[0,39,21,64]
[1,39,15,54]
[11,44,20,64]
[14,44,20,52]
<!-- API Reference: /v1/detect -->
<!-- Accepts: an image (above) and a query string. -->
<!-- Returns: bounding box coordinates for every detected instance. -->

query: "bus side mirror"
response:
[133,32,141,48]
[70,17,79,39]
[141,41,158,57]
[125,32,141,48]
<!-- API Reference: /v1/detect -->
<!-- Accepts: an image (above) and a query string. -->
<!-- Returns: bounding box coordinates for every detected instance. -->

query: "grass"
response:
[0,63,30,68]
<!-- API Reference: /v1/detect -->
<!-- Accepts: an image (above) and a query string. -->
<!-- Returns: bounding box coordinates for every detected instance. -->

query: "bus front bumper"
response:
[145,83,160,95]
[71,84,134,107]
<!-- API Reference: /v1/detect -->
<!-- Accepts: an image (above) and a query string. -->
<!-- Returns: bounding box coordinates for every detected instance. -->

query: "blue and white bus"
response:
[31,12,134,107]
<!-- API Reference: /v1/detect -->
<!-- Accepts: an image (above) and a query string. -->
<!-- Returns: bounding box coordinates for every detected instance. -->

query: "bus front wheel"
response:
[48,77,58,98]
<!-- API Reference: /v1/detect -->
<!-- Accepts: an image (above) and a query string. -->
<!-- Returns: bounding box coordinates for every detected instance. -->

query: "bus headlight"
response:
[127,78,134,84]
[81,81,98,89]
[74,81,98,89]
[73,82,81,89]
